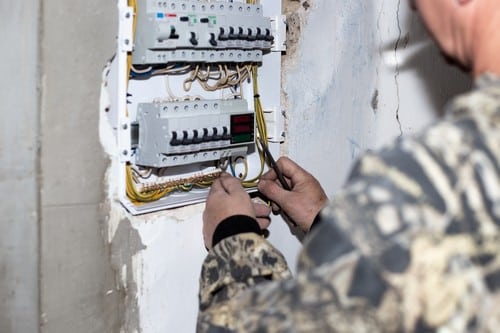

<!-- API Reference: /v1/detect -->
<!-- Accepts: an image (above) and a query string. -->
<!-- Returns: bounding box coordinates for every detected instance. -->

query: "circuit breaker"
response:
[133,99,253,167]
[104,0,285,214]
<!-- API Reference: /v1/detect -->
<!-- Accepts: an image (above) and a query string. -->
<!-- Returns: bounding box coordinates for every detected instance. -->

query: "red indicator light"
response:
[234,124,252,133]
[166,13,177,17]
[231,115,252,124]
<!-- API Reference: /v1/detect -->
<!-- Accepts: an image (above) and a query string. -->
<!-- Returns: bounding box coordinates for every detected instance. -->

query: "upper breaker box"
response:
[133,0,275,64]
[133,99,255,167]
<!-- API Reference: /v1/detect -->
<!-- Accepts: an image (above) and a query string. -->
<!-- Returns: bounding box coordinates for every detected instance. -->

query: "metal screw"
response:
[124,39,130,45]
[122,150,128,156]
[125,12,131,19]
[122,124,128,130]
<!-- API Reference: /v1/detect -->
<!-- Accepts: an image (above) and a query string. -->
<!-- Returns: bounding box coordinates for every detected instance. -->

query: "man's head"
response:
[411,0,500,76]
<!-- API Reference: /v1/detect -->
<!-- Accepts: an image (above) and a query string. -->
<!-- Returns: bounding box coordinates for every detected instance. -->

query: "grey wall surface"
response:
[39,1,120,332]
[1,0,123,332]
[0,1,41,332]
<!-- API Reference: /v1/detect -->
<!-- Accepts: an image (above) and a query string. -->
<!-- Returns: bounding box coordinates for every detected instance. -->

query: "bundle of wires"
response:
[240,65,267,188]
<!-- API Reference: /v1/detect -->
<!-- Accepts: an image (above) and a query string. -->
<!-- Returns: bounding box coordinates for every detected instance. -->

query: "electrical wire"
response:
[241,65,268,188]
[126,164,222,204]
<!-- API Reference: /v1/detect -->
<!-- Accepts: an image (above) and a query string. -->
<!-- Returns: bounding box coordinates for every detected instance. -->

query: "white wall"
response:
[285,0,470,195]
[104,1,471,332]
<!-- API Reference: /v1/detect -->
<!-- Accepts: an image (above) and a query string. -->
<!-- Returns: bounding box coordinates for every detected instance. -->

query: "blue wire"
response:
[229,157,236,177]
[129,70,153,78]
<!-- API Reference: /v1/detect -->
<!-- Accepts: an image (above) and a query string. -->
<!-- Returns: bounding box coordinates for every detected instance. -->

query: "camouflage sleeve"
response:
[198,233,293,331]
[198,78,500,332]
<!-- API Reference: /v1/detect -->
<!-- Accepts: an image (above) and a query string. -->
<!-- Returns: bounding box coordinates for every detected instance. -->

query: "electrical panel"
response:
[104,0,285,215]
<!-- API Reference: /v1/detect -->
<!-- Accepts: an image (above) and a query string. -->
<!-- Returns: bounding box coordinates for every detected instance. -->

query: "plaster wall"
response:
[285,0,470,194]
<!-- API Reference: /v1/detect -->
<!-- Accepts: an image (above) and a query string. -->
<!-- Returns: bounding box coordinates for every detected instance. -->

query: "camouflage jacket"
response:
[198,75,500,332]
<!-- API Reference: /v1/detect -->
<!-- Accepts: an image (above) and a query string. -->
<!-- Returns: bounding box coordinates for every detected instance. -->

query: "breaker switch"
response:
[247,28,256,41]
[182,130,193,145]
[193,130,203,144]
[170,132,182,146]
[180,16,189,22]
[209,33,217,47]
[202,128,210,142]
[228,27,237,40]
[169,26,179,39]
[212,127,222,140]
[200,18,209,23]
[222,126,231,140]
[189,32,198,46]
[255,27,264,40]
[265,28,274,42]
[218,27,228,41]
[238,27,245,39]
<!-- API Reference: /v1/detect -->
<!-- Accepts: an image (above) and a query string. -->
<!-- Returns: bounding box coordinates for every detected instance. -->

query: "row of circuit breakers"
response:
[134,100,254,167]
[134,0,274,64]
[130,0,275,169]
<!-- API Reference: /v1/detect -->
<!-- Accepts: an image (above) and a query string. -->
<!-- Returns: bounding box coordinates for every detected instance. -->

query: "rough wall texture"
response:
[39,1,121,332]
[0,1,41,332]
[283,0,470,196]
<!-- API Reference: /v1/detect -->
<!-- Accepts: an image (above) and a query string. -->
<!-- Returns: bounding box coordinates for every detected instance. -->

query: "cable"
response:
[240,65,268,188]
[126,164,222,204]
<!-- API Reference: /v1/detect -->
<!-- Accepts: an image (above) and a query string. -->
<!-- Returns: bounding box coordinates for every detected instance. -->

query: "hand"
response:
[203,173,271,249]
[258,157,327,232]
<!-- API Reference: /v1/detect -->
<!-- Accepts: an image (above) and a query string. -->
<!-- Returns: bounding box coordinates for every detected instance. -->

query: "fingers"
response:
[256,217,271,230]
[260,157,308,190]
[253,202,271,217]
[253,202,271,229]
[208,175,225,195]
[260,167,277,181]
[275,157,310,185]
[218,173,246,195]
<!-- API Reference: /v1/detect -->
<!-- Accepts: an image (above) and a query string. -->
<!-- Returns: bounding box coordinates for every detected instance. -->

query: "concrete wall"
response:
[38,1,121,332]
[1,1,121,332]
[0,2,41,332]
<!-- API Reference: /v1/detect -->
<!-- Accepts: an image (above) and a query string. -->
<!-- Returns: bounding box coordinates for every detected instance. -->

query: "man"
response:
[198,0,500,331]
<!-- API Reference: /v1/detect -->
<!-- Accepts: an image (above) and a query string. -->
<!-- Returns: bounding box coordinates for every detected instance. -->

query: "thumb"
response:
[258,179,290,208]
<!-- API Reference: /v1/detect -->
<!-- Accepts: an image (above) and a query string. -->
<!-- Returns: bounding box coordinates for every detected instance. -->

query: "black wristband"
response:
[212,215,261,247]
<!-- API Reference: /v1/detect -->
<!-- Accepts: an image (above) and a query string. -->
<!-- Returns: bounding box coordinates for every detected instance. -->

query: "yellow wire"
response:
[241,65,267,187]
